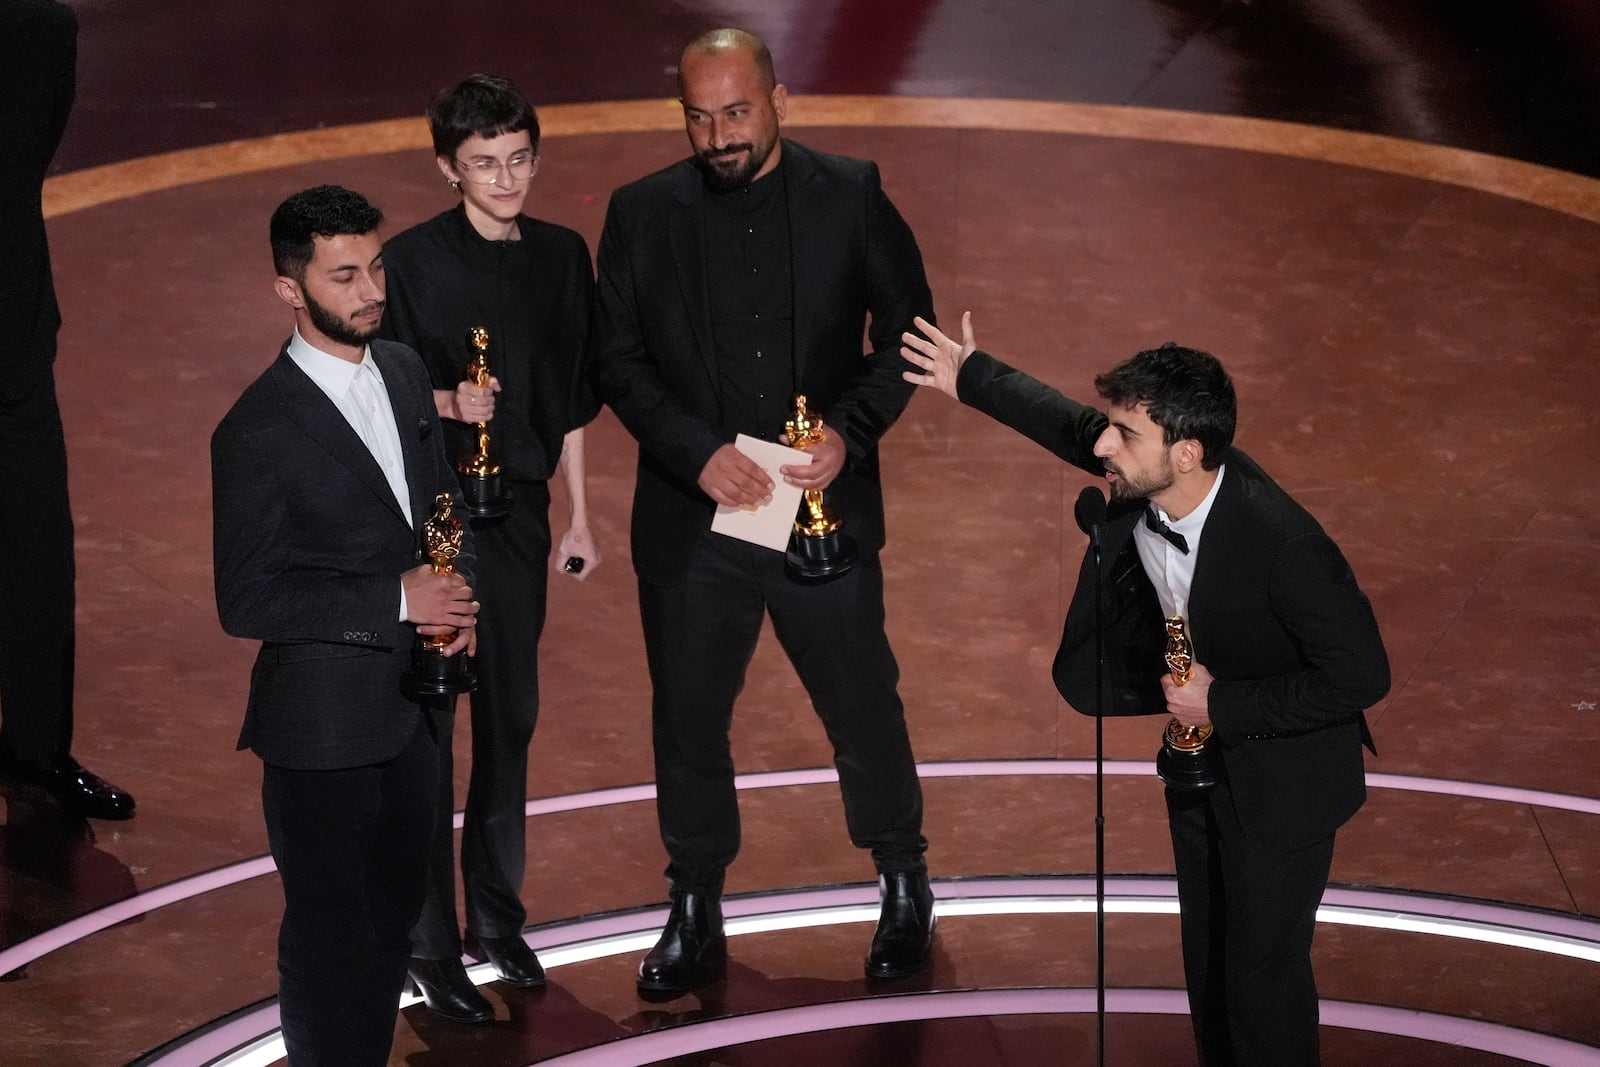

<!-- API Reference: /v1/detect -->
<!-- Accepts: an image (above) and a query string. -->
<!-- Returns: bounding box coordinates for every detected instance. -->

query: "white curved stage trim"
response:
[135,878,1600,1067]
[7,760,1599,980]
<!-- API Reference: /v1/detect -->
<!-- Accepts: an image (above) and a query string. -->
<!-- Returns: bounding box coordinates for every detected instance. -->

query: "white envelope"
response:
[709,434,812,552]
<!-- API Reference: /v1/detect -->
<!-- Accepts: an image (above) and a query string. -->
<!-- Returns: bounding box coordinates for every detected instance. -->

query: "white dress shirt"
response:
[286,329,414,619]
[1133,464,1227,636]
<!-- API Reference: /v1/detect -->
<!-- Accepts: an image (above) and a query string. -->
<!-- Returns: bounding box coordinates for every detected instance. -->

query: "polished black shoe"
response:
[637,891,727,997]
[0,752,135,821]
[407,957,494,1023]
[475,934,546,988]
[865,872,936,980]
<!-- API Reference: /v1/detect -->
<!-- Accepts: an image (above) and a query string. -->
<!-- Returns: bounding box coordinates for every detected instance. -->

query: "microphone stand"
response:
[1089,515,1106,1067]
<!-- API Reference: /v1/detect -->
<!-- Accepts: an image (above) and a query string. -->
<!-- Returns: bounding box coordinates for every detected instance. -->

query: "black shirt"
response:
[702,162,794,441]
[380,205,598,484]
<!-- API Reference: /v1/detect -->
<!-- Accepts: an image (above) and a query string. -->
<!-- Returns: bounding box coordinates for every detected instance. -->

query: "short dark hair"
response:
[1094,343,1236,470]
[269,185,382,282]
[679,28,777,95]
[427,73,540,161]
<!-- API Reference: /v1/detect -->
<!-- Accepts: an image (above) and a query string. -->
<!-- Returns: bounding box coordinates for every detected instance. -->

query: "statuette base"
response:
[402,643,477,700]
[459,470,510,521]
[784,527,857,584]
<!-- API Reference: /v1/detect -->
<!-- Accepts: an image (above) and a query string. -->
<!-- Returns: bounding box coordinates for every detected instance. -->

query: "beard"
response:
[305,290,383,349]
[1105,455,1174,503]
[693,138,775,192]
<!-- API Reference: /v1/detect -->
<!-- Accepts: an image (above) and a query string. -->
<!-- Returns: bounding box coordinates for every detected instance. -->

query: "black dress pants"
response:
[262,713,438,1067]
[0,364,76,761]
[412,482,551,958]
[638,534,926,897]
[1167,778,1336,1067]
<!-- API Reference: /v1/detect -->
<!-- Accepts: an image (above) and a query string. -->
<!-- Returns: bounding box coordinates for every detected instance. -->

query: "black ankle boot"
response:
[637,891,727,996]
[408,956,494,1023]
[865,871,935,979]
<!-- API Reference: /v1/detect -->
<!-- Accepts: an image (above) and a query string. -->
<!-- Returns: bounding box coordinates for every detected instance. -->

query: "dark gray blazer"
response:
[211,339,473,770]
[958,350,1389,852]
[590,139,933,585]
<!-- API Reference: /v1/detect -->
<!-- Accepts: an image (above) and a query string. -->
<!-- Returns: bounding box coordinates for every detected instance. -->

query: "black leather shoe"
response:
[407,957,494,1023]
[475,934,546,988]
[865,872,936,980]
[0,752,135,821]
[637,891,726,997]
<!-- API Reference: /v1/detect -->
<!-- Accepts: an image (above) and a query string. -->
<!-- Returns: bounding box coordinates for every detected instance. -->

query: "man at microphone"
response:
[902,313,1389,1067]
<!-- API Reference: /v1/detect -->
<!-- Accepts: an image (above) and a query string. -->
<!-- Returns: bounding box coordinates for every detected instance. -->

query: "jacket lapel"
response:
[1185,460,1244,657]
[1099,500,1145,580]
[269,346,409,524]
[668,169,718,388]
[371,343,429,527]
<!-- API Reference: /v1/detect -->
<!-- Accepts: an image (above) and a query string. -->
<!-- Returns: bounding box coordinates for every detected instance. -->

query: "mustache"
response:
[701,143,754,161]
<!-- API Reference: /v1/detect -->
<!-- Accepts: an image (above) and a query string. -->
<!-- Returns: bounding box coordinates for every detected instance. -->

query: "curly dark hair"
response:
[269,185,382,282]
[1094,342,1236,470]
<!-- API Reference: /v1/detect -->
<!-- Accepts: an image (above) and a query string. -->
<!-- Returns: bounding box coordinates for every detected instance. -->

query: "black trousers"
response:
[262,714,438,1067]
[412,482,551,959]
[0,364,76,761]
[1167,778,1335,1067]
[638,534,927,897]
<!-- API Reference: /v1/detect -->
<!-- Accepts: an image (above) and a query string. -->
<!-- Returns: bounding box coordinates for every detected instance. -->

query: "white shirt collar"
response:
[1151,463,1227,547]
[1137,464,1227,623]
[286,328,379,397]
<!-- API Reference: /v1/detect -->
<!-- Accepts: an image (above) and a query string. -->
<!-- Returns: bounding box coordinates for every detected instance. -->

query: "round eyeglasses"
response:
[453,152,538,186]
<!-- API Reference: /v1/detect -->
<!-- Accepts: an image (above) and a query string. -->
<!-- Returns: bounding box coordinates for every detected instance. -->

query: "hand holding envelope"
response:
[709,434,813,551]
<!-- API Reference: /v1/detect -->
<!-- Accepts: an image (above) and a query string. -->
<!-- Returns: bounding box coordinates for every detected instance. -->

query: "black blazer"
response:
[958,351,1389,851]
[0,0,76,381]
[211,339,473,770]
[590,140,933,584]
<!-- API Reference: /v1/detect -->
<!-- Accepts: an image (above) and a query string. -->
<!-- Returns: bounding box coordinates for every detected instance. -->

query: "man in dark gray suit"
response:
[211,185,479,1065]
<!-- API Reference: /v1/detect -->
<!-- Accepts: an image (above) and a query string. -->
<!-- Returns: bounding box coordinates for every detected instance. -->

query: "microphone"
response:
[1074,485,1107,535]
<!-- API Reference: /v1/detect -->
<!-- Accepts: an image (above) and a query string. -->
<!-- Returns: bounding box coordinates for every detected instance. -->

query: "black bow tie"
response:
[1145,508,1189,554]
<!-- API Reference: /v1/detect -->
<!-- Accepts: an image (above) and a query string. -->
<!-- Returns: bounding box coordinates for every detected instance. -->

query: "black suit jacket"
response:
[0,0,75,384]
[211,339,473,770]
[590,140,933,584]
[958,351,1389,851]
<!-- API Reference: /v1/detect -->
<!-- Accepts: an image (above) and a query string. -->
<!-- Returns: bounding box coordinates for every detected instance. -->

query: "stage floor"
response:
[4,3,1599,1065]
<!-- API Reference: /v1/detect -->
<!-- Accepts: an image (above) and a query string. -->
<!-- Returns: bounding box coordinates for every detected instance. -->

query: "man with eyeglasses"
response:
[380,73,600,1023]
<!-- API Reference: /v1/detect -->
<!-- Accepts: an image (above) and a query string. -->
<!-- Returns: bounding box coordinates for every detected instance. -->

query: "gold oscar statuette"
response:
[401,491,477,699]
[1154,614,1222,791]
[456,326,510,520]
[782,395,857,583]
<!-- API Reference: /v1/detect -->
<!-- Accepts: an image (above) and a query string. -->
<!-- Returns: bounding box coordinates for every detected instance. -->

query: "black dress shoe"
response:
[865,871,936,980]
[475,934,546,988]
[407,957,494,1023]
[637,891,726,997]
[0,752,135,821]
